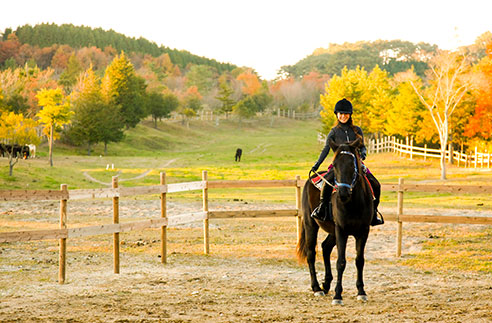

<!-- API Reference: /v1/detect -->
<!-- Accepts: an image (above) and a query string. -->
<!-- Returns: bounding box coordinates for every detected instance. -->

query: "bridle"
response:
[334,151,358,193]
[311,149,359,193]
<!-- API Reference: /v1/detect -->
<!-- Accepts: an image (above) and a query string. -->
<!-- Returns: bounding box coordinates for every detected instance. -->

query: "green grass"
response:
[1,116,492,211]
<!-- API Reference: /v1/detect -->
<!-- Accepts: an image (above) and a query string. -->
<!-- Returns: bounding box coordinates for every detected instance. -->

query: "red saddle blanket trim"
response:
[363,174,376,200]
[311,171,328,190]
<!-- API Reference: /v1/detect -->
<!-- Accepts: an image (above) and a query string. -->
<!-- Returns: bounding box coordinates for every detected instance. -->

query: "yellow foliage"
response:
[36,88,72,138]
[0,111,40,145]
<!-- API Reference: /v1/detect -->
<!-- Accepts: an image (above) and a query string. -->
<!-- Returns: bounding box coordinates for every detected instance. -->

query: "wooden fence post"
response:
[295,175,302,244]
[112,176,120,274]
[474,146,478,168]
[410,137,414,160]
[160,172,167,264]
[59,184,68,284]
[396,178,404,257]
[424,144,427,161]
[202,170,210,255]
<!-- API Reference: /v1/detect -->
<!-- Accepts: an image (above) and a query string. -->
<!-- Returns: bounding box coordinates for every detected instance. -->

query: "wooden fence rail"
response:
[1,175,491,283]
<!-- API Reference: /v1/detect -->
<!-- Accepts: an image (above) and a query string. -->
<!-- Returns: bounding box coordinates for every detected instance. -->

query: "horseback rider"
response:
[311,98,384,226]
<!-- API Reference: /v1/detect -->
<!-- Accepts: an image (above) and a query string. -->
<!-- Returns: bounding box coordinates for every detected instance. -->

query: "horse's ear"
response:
[349,137,363,149]
[328,138,339,152]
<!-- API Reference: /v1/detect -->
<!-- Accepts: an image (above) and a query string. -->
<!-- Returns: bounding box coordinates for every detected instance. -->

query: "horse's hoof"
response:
[332,299,343,306]
[314,291,325,297]
[357,295,368,302]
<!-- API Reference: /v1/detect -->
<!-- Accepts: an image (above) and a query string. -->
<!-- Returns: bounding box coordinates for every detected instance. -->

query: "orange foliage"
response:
[51,45,74,71]
[464,42,492,140]
[237,70,261,95]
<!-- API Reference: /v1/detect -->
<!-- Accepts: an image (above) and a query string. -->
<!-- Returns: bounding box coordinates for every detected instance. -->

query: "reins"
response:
[310,149,361,192]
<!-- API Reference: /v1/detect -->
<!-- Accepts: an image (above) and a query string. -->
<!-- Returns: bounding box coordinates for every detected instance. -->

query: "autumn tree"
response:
[66,68,123,155]
[237,69,261,95]
[410,50,472,179]
[320,66,372,133]
[102,52,147,129]
[366,65,392,134]
[0,111,39,176]
[59,53,83,92]
[386,69,425,138]
[464,41,492,145]
[36,88,72,166]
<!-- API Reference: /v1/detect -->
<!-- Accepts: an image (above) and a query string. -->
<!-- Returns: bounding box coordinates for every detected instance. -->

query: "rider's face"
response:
[337,112,351,124]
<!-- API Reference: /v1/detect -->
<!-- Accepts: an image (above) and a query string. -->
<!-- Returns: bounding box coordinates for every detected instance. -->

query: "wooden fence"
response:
[1,174,491,283]
[0,172,303,284]
[367,136,492,168]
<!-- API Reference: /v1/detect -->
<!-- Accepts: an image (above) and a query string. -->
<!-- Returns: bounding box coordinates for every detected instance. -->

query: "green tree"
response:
[59,53,83,92]
[102,52,147,129]
[0,111,39,176]
[36,88,72,166]
[148,91,179,128]
[216,81,235,116]
[186,65,215,95]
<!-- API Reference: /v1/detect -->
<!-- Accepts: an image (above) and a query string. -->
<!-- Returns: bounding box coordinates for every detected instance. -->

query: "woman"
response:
[311,98,384,226]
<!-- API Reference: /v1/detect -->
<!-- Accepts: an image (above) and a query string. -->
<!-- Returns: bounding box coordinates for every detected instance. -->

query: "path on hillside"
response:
[82,158,179,186]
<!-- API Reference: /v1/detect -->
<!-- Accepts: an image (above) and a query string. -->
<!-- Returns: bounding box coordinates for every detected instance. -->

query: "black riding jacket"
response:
[313,122,367,170]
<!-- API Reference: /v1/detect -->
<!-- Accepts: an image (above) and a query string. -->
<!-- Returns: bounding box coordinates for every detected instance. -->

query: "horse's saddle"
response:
[310,171,328,191]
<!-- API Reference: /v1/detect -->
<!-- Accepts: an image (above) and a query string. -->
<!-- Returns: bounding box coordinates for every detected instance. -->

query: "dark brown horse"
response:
[296,138,374,305]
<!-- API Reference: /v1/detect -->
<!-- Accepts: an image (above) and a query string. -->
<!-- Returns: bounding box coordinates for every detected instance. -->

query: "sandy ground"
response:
[1,200,491,322]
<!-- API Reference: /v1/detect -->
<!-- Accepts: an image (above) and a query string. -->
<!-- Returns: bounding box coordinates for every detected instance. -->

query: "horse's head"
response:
[329,138,362,202]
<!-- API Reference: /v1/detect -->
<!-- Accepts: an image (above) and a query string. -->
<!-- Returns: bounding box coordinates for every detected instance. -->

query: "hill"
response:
[280,40,439,78]
[2,23,237,72]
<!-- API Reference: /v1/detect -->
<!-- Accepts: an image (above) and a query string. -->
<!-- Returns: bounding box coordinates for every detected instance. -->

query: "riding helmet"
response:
[334,98,353,114]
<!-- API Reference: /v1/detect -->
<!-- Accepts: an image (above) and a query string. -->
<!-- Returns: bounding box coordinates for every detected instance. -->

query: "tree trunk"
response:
[87,142,92,156]
[440,148,447,180]
[49,124,53,167]
[104,142,108,155]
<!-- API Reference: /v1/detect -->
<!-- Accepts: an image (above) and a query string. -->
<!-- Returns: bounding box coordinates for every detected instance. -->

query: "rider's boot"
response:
[311,183,330,221]
[371,208,384,226]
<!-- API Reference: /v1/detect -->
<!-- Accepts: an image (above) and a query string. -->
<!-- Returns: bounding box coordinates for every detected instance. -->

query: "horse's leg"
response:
[355,231,369,302]
[305,221,323,295]
[333,226,348,305]
[321,233,336,293]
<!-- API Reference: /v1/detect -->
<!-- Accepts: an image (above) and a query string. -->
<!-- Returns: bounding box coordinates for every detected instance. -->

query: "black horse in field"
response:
[296,138,374,305]
[235,148,242,162]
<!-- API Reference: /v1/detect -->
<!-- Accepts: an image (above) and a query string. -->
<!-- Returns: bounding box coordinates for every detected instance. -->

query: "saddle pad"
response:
[311,171,328,190]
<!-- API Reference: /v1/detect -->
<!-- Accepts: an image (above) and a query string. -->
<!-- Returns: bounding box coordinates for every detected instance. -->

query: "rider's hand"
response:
[311,165,319,173]
[361,151,367,160]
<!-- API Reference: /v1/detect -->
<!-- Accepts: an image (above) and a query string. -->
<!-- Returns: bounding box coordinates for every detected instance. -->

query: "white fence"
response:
[367,136,491,168]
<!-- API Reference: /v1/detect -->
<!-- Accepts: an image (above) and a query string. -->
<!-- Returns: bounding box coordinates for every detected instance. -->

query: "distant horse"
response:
[235,148,242,162]
[296,138,374,305]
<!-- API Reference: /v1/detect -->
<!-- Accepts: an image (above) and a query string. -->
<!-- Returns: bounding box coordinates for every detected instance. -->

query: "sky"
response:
[2,0,492,80]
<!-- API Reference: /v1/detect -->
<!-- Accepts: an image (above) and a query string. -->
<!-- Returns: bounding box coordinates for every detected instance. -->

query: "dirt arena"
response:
[1,200,491,322]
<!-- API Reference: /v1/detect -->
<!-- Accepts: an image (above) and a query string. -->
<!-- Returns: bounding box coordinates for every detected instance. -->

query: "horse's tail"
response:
[296,180,311,263]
